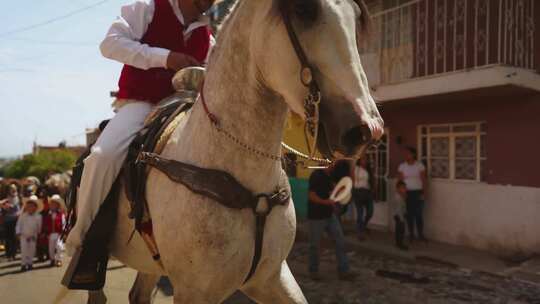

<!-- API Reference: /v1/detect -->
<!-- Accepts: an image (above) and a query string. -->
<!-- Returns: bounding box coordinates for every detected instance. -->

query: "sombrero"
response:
[49,194,67,211]
[23,195,44,213]
[25,176,41,186]
[330,177,353,205]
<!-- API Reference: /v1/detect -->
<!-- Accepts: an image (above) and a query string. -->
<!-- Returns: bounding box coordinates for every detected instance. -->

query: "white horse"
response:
[60,0,383,303]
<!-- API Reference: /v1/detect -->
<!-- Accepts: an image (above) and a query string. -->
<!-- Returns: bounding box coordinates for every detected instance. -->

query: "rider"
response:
[66,0,217,253]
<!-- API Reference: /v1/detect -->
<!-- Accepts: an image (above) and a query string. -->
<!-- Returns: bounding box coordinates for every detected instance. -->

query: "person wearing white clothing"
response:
[65,0,217,254]
[397,147,428,242]
[16,196,43,271]
[350,156,375,239]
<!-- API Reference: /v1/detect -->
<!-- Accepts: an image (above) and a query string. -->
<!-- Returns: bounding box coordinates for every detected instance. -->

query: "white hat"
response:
[49,194,66,211]
[23,195,44,213]
[330,177,353,205]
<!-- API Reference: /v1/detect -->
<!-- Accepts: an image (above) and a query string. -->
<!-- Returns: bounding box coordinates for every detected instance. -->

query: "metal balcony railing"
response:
[360,0,537,85]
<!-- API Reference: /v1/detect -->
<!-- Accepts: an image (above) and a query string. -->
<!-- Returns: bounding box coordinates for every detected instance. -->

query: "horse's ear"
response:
[354,0,371,33]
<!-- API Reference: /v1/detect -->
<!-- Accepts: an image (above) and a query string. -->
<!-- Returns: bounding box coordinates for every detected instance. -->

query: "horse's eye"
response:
[293,0,319,24]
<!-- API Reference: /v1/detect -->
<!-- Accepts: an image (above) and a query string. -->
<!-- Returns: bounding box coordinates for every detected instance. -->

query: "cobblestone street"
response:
[274,242,540,304]
[1,237,540,303]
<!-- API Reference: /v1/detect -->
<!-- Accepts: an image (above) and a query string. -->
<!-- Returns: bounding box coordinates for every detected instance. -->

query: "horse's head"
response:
[255,0,384,159]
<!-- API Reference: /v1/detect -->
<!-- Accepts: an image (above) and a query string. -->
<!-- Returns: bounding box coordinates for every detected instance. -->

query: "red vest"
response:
[117,0,211,104]
[43,211,65,234]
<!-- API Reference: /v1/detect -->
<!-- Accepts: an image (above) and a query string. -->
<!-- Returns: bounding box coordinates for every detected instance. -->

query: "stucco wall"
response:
[381,93,540,188]
[368,180,540,255]
[375,93,540,254]
[424,180,540,255]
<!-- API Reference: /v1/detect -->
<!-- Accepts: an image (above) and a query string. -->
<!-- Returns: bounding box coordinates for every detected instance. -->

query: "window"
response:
[366,132,389,202]
[418,122,486,182]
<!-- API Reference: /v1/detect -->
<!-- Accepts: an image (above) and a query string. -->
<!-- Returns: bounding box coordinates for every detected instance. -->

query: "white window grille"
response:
[418,122,486,182]
[366,131,390,202]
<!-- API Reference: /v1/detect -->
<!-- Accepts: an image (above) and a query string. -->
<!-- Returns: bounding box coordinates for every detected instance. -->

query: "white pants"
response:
[49,232,62,261]
[21,236,37,266]
[66,102,153,254]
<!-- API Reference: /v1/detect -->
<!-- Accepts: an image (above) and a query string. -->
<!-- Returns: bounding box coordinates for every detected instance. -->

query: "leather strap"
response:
[137,152,290,283]
[139,152,257,210]
[279,2,320,95]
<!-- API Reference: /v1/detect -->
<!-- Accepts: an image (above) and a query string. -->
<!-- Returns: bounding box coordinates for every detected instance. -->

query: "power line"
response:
[0,0,113,38]
[5,37,97,47]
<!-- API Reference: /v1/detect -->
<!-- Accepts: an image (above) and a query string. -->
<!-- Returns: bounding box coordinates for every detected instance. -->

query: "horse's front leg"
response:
[241,261,308,304]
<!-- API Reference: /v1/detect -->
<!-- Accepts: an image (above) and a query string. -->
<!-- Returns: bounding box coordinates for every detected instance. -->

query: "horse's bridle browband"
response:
[279,3,320,93]
[279,3,324,161]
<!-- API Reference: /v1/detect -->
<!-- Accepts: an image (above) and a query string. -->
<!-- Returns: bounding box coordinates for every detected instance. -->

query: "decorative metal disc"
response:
[301,67,313,86]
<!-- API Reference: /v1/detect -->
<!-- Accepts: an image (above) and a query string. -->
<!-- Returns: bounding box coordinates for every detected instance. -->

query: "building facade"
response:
[360,0,540,255]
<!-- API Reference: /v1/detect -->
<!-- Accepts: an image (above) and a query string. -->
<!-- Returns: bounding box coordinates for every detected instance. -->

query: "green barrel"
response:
[289,177,309,219]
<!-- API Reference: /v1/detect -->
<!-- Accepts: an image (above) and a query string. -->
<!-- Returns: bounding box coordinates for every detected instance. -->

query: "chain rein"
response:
[213,119,282,162]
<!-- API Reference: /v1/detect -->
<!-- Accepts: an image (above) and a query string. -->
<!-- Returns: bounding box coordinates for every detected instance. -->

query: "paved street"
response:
[1,231,539,304]
[0,257,172,304]
[225,241,540,304]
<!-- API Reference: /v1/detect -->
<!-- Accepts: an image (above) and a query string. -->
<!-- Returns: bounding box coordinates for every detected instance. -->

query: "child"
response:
[16,195,42,271]
[393,181,408,250]
[36,187,50,262]
[43,194,66,267]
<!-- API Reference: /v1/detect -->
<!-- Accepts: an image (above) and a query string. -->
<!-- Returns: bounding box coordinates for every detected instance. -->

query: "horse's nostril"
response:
[342,125,372,150]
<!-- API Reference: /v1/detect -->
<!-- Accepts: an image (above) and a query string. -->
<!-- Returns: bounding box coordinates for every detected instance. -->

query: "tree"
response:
[3,150,76,181]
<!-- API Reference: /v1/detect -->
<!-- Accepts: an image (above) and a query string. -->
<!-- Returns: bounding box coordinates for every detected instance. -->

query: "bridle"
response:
[200,2,332,165]
[279,2,333,165]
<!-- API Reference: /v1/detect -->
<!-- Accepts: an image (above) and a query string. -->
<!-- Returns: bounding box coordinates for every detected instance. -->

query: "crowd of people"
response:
[307,147,428,281]
[0,179,66,272]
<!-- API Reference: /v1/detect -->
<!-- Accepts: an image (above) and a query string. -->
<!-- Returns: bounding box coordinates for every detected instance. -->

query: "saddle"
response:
[62,94,193,290]
[62,69,291,291]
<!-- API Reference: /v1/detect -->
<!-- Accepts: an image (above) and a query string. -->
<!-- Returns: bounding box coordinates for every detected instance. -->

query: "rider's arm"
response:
[100,0,170,70]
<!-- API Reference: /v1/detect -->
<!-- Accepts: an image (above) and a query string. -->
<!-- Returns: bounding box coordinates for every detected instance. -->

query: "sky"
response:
[0,0,132,158]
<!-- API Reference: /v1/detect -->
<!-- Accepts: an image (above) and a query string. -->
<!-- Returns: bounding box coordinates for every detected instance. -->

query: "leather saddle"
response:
[61,68,205,290]
[62,68,290,290]
[62,93,194,290]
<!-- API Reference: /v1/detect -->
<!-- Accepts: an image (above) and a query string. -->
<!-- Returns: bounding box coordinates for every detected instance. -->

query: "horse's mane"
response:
[207,0,371,64]
[212,0,240,35]
[206,0,240,66]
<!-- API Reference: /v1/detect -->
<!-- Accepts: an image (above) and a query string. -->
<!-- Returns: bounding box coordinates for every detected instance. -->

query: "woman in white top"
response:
[397,147,428,242]
[350,156,374,239]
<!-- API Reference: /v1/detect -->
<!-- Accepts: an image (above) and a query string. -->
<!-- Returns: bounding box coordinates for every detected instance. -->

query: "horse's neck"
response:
[168,2,288,192]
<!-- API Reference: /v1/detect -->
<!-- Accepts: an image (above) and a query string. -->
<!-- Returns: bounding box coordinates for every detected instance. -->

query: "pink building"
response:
[360,0,540,255]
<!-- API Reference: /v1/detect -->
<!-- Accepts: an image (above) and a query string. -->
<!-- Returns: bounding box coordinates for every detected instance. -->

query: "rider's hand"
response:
[166,52,201,71]
[325,199,337,205]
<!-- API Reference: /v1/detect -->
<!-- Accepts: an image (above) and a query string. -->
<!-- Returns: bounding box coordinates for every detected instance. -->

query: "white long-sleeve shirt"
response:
[100,0,213,70]
[16,213,42,238]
